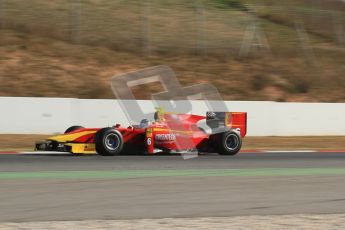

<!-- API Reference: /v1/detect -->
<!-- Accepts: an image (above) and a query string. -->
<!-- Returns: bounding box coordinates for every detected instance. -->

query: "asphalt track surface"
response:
[0,152,345,222]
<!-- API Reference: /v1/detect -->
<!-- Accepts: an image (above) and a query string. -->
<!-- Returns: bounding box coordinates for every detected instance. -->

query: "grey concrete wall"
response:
[0,97,344,136]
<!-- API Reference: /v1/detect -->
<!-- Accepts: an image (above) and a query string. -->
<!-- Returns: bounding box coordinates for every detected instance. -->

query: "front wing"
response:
[35,140,96,154]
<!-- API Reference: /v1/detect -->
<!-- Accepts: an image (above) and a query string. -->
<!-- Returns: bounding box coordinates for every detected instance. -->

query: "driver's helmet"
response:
[154,107,165,122]
[139,119,151,128]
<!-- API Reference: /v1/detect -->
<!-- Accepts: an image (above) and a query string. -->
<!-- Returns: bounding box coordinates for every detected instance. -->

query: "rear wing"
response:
[206,112,247,137]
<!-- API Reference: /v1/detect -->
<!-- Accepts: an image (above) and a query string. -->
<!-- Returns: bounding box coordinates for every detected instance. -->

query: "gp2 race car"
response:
[35,110,247,156]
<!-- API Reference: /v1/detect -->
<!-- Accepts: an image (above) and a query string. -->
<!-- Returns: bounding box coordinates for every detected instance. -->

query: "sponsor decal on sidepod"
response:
[155,134,176,142]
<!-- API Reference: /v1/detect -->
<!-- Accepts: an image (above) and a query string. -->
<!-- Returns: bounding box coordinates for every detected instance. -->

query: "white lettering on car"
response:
[147,138,152,145]
[155,134,176,141]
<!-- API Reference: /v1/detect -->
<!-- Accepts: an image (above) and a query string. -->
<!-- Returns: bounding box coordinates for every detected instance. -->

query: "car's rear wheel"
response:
[95,128,124,156]
[64,125,84,134]
[217,130,242,155]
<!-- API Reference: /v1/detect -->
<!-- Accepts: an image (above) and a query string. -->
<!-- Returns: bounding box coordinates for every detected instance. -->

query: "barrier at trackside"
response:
[0,97,344,136]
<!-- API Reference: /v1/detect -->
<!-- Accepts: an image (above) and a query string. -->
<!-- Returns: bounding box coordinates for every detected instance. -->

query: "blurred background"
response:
[0,0,344,101]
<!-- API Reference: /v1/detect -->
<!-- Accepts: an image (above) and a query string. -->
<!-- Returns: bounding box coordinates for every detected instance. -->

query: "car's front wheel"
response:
[95,128,124,156]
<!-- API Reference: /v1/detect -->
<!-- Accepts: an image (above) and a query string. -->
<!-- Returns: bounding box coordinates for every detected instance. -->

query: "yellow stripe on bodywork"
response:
[225,113,231,127]
[146,128,153,137]
[65,143,96,154]
[48,130,97,142]
[153,128,194,134]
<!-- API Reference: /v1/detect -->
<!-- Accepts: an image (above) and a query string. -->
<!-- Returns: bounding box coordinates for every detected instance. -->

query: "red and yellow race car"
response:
[35,110,247,156]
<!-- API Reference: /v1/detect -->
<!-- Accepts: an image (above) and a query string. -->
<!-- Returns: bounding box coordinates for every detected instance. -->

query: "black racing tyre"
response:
[64,125,84,134]
[95,128,124,156]
[217,130,242,155]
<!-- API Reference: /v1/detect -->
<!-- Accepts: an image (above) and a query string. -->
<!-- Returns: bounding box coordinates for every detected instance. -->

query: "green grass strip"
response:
[0,168,345,180]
